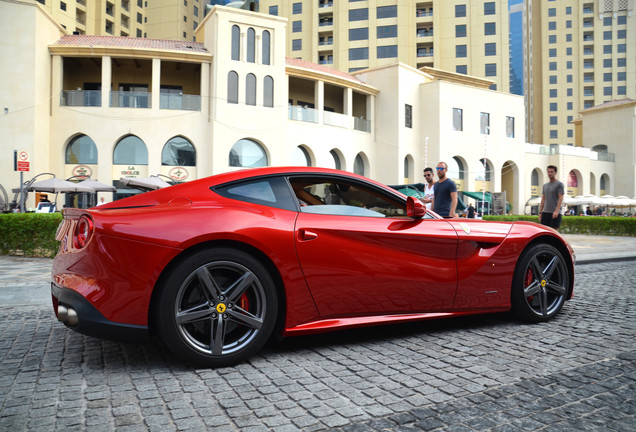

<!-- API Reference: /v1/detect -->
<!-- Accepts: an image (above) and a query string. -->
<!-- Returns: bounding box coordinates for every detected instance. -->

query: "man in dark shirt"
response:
[539,165,565,229]
[432,162,457,218]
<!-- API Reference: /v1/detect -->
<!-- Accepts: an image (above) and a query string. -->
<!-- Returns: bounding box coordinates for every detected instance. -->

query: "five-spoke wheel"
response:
[511,243,570,322]
[155,248,277,367]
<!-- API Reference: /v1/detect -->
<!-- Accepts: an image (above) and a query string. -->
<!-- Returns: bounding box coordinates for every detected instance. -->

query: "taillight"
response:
[73,216,94,249]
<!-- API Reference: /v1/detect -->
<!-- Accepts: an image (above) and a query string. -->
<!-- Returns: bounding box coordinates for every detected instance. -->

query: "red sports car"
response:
[52,167,575,367]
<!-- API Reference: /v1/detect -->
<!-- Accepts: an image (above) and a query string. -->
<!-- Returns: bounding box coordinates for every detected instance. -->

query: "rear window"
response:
[213,176,297,211]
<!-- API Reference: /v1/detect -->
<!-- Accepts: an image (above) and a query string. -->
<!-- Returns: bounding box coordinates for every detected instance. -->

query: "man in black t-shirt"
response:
[432,162,458,218]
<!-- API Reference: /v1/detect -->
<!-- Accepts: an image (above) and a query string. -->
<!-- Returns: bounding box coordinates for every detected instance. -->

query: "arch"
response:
[330,149,344,171]
[263,75,274,108]
[476,158,493,181]
[593,144,608,152]
[568,169,583,196]
[291,145,312,166]
[404,154,414,183]
[246,73,257,106]
[66,134,98,164]
[231,25,240,61]
[229,138,268,167]
[162,136,196,166]
[113,135,148,165]
[354,152,368,176]
[448,156,467,191]
[262,30,271,65]
[590,172,596,195]
[531,168,543,197]
[228,71,239,104]
[600,173,609,195]
[247,27,255,63]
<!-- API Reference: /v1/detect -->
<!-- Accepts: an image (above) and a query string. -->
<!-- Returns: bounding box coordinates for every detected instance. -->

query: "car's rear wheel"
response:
[155,248,278,367]
[511,243,569,322]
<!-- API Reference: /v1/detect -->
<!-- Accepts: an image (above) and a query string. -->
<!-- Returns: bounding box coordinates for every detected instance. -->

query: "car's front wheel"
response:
[511,243,570,322]
[155,248,278,367]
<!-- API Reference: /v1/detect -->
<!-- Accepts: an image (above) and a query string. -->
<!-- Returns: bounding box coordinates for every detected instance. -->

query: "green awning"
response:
[461,191,492,203]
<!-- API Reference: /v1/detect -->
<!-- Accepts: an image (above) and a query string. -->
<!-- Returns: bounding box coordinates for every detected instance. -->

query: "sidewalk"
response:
[563,234,636,264]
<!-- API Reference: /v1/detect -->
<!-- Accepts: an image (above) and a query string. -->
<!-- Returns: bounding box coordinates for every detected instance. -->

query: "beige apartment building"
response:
[525,0,635,147]
[1,0,629,215]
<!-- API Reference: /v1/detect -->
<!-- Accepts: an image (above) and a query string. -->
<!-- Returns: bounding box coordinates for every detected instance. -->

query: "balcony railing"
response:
[596,152,615,162]
[319,18,333,26]
[354,117,371,133]
[323,111,349,128]
[110,91,150,108]
[289,105,318,123]
[60,90,101,107]
[160,93,201,111]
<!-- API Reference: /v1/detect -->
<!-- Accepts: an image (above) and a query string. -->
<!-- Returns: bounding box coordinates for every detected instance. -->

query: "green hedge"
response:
[483,215,636,236]
[0,213,63,257]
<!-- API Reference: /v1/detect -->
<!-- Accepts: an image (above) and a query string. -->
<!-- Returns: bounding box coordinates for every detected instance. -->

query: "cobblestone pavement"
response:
[0,259,634,431]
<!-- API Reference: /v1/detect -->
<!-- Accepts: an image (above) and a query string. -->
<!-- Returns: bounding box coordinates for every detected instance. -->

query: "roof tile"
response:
[54,35,208,53]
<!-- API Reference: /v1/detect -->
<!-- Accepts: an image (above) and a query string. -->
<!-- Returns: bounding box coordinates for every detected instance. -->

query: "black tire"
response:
[154,248,278,367]
[511,243,570,323]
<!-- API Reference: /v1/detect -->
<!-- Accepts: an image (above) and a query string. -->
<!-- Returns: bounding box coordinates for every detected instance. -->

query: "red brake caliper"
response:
[525,268,534,302]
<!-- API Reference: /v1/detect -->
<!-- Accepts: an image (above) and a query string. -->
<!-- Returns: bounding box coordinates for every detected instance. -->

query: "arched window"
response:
[162,136,196,166]
[568,171,578,188]
[246,73,257,106]
[600,174,607,190]
[478,159,491,181]
[231,25,240,61]
[354,153,366,176]
[228,71,239,104]
[262,30,271,65]
[66,134,97,164]
[229,139,268,167]
[531,169,539,186]
[404,155,414,182]
[450,156,465,180]
[291,146,311,166]
[247,27,255,63]
[113,135,148,165]
[330,149,342,170]
[264,75,274,108]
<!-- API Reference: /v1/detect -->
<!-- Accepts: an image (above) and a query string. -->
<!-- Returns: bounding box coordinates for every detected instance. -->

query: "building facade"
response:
[0,0,625,215]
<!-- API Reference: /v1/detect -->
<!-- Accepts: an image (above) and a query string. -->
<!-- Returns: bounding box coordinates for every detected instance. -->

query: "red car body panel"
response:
[52,166,575,340]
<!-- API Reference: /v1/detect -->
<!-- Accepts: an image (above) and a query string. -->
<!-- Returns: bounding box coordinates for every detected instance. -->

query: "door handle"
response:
[298,229,318,241]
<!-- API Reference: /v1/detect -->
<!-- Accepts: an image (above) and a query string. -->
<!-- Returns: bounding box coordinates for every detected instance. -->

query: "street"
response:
[0,259,634,431]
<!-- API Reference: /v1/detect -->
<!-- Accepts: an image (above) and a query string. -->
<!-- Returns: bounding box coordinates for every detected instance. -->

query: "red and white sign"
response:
[17,151,30,172]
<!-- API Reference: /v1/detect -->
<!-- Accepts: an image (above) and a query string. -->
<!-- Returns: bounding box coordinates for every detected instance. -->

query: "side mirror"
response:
[406,196,427,219]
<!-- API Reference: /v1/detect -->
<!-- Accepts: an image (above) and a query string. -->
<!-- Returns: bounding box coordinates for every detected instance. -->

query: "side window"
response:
[289,177,406,217]
[213,177,297,211]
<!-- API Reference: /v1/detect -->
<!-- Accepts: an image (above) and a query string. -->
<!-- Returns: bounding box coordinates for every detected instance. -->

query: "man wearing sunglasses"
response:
[421,167,435,210]
[433,162,458,218]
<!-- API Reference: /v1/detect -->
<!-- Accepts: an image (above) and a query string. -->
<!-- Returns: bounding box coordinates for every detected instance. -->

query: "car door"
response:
[291,176,459,318]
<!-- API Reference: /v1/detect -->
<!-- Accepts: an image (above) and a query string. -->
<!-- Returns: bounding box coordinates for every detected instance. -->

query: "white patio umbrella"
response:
[78,179,116,192]
[119,176,172,191]
[28,178,94,193]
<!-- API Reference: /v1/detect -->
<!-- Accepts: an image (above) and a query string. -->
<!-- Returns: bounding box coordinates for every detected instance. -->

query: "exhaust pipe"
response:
[57,305,79,327]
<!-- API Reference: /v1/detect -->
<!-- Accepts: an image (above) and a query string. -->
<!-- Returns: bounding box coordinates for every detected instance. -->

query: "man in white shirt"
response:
[422,167,435,210]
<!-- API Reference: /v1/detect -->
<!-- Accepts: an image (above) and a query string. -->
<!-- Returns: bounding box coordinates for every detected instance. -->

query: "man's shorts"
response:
[540,212,562,230]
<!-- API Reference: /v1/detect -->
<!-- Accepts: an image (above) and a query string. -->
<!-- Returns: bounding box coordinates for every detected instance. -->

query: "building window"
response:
[350,8,368,21]
[330,150,342,170]
[231,25,240,60]
[377,5,397,18]
[550,130,558,139]
[549,62,557,71]
[567,74,573,83]
[246,74,257,106]
[247,28,255,62]
[617,29,626,39]
[183,15,186,22]
[456,44,467,58]
[66,135,98,164]
[264,76,274,108]
[549,35,556,44]
[617,86,626,95]
[567,130,573,138]
[349,47,368,60]
[455,4,466,17]
[292,2,301,14]
[604,30,612,40]
[567,88,573,96]
[548,7,556,16]
[603,16,612,25]
[566,20,572,28]
[480,112,490,134]
[456,24,466,37]
[566,47,572,55]
[484,22,496,35]
[549,75,557,84]
[604,45,612,54]
[604,72,612,82]
[229,139,268,167]
[604,59,612,67]
[550,116,558,125]
[405,104,412,128]
[262,31,271,65]
[377,45,397,58]
[506,116,514,138]
[349,27,368,41]
[567,102,573,110]
[113,135,148,165]
[227,71,238,104]
[566,34,572,42]
[566,6,572,14]
[566,61,572,69]
[485,43,496,56]
[604,87,612,96]
[354,153,366,176]
[618,15,626,25]
[194,6,198,17]
[618,58,626,67]
[617,44,626,53]
[269,5,278,15]
[549,48,556,57]
[550,89,557,98]
[292,20,302,32]
[453,108,463,131]
[292,146,311,167]
[484,2,495,15]
[60,1,66,10]
[485,63,496,76]
[550,103,557,111]
[377,25,397,38]
[617,72,626,81]
[456,65,467,74]
[292,39,302,51]
[162,136,196,166]
[548,21,556,31]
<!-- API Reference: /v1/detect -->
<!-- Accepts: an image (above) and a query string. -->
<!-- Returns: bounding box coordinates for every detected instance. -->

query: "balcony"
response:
[583,32,593,41]
[324,111,349,128]
[60,90,101,107]
[354,116,371,133]
[110,91,150,108]
[416,28,433,38]
[319,0,333,8]
[289,105,318,123]
[319,16,333,27]
[160,93,201,111]
[417,48,433,57]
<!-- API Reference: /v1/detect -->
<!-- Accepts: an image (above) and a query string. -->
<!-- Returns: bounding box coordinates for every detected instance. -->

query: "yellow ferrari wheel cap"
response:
[541,280,547,287]
[216,303,227,313]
